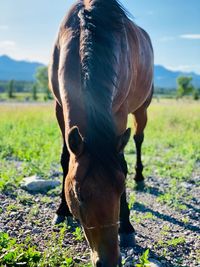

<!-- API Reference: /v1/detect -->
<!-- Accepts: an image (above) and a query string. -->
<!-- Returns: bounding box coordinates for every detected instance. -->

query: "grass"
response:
[0,104,61,191]
[72,227,85,242]
[1,99,199,192]
[0,228,90,267]
[156,236,185,248]
[0,99,200,266]
[136,249,150,267]
[126,99,200,181]
[131,211,155,224]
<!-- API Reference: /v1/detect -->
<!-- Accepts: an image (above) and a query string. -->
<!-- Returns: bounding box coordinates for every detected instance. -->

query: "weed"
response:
[160,224,170,236]
[17,194,35,206]
[166,237,185,247]
[128,192,136,209]
[40,196,52,204]
[73,227,84,241]
[157,237,185,249]
[157,179,187,210]
[131,211,155,224]
[136,249,150,267]
[181,216,189,224]
[6,204,20,212]
[29,205,40,216]
[0,232,41,266]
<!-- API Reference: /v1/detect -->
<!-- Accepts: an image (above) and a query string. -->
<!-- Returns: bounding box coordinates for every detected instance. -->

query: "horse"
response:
[49,0,153,266]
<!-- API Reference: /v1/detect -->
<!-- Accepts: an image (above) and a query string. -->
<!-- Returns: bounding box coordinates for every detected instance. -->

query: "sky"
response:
[0,0,200,73]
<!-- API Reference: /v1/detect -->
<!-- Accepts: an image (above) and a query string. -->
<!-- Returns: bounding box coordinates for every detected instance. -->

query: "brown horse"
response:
[49,0,153,266]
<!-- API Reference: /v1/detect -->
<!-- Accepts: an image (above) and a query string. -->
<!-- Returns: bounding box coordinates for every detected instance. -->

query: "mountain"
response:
[0,55,200,88]
[154,65,200,89]
[0,55,44,81]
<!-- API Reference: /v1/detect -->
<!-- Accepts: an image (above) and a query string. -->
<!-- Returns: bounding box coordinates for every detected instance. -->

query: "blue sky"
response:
[0,0,199,73]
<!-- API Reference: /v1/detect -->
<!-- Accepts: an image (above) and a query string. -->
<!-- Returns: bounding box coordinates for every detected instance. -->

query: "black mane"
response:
[79,0,128,170]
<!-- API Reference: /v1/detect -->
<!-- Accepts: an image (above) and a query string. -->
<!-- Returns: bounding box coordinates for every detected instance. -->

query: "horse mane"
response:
[79,0,128,170]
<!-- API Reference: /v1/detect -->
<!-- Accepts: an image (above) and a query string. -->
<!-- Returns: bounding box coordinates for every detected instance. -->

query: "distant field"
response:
[0,99,200,266]
[0,92,48,102]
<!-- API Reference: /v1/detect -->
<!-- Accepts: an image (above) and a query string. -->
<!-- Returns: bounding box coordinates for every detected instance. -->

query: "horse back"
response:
[113,19,154,115]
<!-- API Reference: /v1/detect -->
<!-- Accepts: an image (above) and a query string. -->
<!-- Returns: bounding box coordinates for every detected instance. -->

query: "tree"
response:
[176,76,194,98]
[35,66,52,100]
[32,83,38,100]
[193,88,199,100]
[7,80,15,98]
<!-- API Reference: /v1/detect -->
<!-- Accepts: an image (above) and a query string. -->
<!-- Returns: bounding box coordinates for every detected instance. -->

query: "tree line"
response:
[1,66,200,100]
[1,66,51,101]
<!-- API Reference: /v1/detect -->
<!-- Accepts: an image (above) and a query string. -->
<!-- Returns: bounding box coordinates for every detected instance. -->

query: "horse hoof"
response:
[134,173,145,183]
[52,214,66,225]
[134,180,145,191]
[119,233,135,248]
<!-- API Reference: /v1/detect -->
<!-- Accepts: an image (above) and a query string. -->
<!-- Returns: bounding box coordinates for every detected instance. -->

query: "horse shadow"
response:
[132,184,200,234]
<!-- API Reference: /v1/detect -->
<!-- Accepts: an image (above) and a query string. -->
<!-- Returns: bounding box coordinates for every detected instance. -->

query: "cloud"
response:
[180,34,200,40]
[166,64,200,74]
[0,40,16,48]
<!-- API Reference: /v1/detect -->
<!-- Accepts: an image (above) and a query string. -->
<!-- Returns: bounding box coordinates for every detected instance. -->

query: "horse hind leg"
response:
[132,107,148,185]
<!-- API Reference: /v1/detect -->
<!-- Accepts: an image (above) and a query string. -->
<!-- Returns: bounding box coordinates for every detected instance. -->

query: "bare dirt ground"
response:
[1,165,199,267]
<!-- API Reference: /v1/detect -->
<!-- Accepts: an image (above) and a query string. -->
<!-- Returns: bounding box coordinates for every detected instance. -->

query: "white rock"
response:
[181,182,194,189]
[21,175,60,193]
[127,248,134,256]
[149,258,163,267]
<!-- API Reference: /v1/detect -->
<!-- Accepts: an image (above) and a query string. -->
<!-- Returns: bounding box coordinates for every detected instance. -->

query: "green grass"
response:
[0,99,200,266]
[126,99,200,181]
[1,99,199,191]
[125,99,200,208]
[136,249,150,267]
[0,227,91,267]
[0,104,61,191]
[72,227,85,242]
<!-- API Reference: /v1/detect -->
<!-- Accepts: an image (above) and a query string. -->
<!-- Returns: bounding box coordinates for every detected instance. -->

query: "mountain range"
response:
[0,55,200,89]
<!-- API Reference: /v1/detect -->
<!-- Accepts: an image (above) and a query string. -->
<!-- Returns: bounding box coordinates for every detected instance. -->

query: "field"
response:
[0,99,200,267]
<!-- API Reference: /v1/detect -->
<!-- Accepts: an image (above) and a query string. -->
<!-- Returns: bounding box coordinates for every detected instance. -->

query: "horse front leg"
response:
[118,153,135,247]
[52,102,72,225]
[52,142,72,225]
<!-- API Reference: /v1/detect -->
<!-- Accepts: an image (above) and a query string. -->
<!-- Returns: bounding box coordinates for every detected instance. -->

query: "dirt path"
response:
[0,172,199,267]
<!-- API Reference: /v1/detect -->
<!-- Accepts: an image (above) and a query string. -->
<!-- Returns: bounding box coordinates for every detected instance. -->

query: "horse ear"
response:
[68,126,84,156]
[117,128,131,153]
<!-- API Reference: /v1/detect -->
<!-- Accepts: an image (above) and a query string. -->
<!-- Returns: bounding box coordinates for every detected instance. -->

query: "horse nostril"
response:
[96,260,102,267]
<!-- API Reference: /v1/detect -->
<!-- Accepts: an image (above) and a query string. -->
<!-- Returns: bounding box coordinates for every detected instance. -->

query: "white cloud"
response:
[166,64,200,74]
[180,34,200,40]
[0,40,16,48]
[0,41,16,56]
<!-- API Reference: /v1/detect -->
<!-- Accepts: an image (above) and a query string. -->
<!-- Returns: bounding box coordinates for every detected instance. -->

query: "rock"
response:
[127,248,134,256]
[149,258,163,267]
[20,175,60,193]
[32,228,42,234]
[181,182,194,189]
